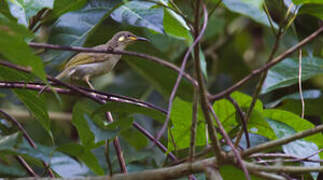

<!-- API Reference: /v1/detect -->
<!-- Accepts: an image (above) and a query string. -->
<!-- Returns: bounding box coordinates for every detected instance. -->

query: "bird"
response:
[41,31,149,93]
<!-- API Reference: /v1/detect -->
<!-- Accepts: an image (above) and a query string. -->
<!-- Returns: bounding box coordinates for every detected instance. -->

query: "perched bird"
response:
[42,31,149,92]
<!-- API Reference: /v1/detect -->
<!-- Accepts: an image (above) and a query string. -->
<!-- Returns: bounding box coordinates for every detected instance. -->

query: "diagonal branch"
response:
[210,25,323,102]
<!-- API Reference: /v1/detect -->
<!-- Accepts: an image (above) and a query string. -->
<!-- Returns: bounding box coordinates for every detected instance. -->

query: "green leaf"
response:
[120,127,148,150]
[44,0,88,23]
[264,109,323,148]
[72,103,95,147]
[262,57,323,94]
[93,101,166,123]
[168,98,206,151]
[14,89,52,140]
[0,133,21,151]
[7,0,54,26]
[299,4,323,20]
[222,0,277,28]
[0,16,47,81]
[125,56,194,101]
[0,163,26,177]
[43,0,121,66]
[293,0,323,5]
[0,0,16,20]
[111,1,164,33]
[163,6,190,40]
[267,118,320,179]
[57,143,104,175]
[213,91,263,132]
[220,165,262,180]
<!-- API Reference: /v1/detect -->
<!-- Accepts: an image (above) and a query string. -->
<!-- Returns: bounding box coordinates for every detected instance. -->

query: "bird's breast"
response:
[69,57,121,80]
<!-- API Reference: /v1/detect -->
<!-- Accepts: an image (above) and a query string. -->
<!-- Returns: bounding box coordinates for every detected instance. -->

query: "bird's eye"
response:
[118,36,125,41]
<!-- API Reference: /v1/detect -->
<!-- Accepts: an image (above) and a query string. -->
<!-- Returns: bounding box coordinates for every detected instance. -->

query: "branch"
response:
[243,124,323,157]
[193,1,223,159]
[0,110,55,177]
[155,0,208,140]
[210,25,323,101]
[28,42,197,86]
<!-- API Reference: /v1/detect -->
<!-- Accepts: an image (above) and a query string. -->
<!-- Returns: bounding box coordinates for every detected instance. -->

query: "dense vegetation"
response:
[0,0,323,179]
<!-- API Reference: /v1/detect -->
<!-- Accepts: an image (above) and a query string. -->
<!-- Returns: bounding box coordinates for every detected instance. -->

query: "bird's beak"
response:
[135,36,150,42]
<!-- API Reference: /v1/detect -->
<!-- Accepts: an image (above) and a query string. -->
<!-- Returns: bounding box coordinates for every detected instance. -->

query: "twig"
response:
[0,80,167,115]
[0,110,55,177]
[208,104,251,180]
[105,112,127,173]
[15,156,39,177]
[298,49,305,119]
[226,96,250,148]
[155,0,208,140]
[190,88,199,161]
[28,42,197,87]
[210,25,323,101]
[234,26,284,147]
[105,140,113,176]
[193,2,223,159]
[242,124,323,157]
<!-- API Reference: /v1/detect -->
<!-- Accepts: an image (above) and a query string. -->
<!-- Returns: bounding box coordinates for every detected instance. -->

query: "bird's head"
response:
[108,31,149,49]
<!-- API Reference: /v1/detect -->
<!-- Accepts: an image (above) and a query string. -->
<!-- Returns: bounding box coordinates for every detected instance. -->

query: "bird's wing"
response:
[64,45,111,69]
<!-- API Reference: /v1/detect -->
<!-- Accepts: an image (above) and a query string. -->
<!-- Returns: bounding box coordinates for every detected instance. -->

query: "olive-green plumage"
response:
[54,31,148,89]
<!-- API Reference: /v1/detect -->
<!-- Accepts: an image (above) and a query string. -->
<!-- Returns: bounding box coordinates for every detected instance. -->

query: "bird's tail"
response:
[39,69,68,95]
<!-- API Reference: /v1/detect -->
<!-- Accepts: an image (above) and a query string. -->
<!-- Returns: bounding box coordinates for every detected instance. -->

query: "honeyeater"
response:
[44,31,149,91]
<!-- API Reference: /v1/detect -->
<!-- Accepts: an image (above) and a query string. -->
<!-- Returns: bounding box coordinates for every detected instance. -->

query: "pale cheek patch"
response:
[118,36,125,42]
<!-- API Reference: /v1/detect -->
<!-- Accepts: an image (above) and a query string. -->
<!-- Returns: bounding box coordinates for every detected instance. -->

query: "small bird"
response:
[42,31,149,92]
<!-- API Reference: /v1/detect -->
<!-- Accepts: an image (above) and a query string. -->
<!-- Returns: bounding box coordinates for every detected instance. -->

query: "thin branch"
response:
[193,2,223,159]
[105,140,113,176]
[28,42,197,87]
[244,160,323,173]
[15,156,39,177]
[298,49,305,119]
[243,124,323,157]
[226,96,250,148]
[155,0,208,140]
[0,110,55,177]
[105,112,127,173]
[0,80,167,115]
[190,88,199,161]
[208,104,251,180]
[210,25,323,101]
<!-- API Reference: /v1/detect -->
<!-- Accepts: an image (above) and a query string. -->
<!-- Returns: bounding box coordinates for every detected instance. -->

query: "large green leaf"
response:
[264,109,323,148]
[111,1,164,33]
[43,0,121,67]
[262,57,323,94]
[168,98,206,151]
[72,103,95,147]
[0,15,47,81]
[7,0,54,26]
[222,0,277,28]
[213,91,270,137]
[267,118,320,179]
[0,67,51,139]
[163,4,190,40]
[0,133,21,151]
[93,101,165,123]
[57,143,104,175]
[293,0,323,4]
[125,55,194,101]
[299,4,323,20]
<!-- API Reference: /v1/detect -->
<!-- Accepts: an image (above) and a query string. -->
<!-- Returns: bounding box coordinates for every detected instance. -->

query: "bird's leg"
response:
[84,75,97,96]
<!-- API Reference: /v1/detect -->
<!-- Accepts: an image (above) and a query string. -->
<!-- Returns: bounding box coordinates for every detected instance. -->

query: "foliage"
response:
[0,0,323,179]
